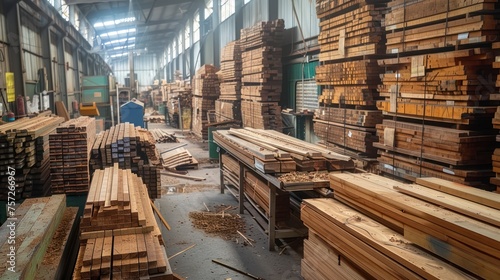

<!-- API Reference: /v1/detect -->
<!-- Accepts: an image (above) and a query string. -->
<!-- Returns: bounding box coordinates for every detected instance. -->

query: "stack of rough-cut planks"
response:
[214,127,353,174]
[0,195,79,279]
[491,106,500,192]
[301,172,500,279]
[161,147,199,171]
[74,165,171,279]
[0,115,64,199]
[375,0,499,187]
[376,119,495,186]
[165,82,192,129]
[192,64,220,139]
[384,0,498,54]
[217,40,242,122]
[314,0,389,158]
[90,124,161,199]
[50,116,96,195]
[150,128,177,143]
[240,20,284,132]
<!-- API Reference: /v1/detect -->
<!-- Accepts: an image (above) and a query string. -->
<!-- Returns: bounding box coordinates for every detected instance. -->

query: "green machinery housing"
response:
[81,75,117,129]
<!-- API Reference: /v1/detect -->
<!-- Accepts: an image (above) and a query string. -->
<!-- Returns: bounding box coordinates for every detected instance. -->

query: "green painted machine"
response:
[81,75,116,129]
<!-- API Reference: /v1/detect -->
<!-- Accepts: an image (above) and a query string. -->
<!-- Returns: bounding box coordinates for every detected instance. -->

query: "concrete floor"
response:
[149,123,304,280]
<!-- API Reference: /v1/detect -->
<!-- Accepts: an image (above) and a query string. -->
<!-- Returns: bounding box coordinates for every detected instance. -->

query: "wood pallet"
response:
[49,117,96,195]
[318,172,500,279]
[74,165,171,279]
[0,115,64,199]
[0,195,79,279]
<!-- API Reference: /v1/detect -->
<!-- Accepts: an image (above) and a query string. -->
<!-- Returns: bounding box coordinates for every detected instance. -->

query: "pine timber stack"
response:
[302,172,500,280]
[50,116,96,195]
[216,41,242,122]
[74,165,171,279]
[214,127,353,174]
[192,64,220,139]
[165,82,192,129]
[376,0,500,187]
[150,128,178,143]
[161,147,199,170]
[384,0,499,54]
[314,0,389,158]
[0,195,79,280]
[491,43,500,193]
[0,115,64,199]
[240,20,284,132]
[215,99,241,123]
[90,123,161,199]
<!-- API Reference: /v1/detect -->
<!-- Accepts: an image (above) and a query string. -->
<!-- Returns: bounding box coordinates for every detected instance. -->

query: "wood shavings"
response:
[278,171,330,183]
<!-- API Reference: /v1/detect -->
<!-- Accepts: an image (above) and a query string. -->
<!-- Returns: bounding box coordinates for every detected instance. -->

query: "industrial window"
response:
[60,1,69,21]
[74,10,80,30]
[205,0,213,19]
[193,12,200,43]
[220,0,235,22]
[296,79,319,111]
[167,45,171,63]
[244,0,251,4]
[184,22,190,50]
[177,32,183,55]
[173,40,177,58]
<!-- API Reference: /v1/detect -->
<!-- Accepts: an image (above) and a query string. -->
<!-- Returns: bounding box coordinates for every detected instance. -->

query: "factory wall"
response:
[112,54,157,91]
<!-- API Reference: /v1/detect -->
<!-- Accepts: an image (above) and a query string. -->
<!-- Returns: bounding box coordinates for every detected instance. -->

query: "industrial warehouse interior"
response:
[0,0,500,279]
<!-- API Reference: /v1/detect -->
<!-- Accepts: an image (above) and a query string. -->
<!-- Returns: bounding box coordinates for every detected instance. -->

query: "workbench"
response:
[216,148,310,251]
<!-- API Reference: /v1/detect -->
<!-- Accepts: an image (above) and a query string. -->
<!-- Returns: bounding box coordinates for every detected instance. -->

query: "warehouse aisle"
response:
[151,123,303,280]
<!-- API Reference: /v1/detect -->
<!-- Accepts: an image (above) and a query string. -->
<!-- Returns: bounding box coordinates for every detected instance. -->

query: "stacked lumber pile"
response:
[165,82,192,129]
[192,64,220,139]
[0,195,79,279]
[314,0,389,158]
[384,0,498,54]
[301,173,500,279]
[150,128,177,143]
[214,127,353,174]
[376,5,499,186]
[161,147,199,171]
[90,124,161,199]
[376,120,495,186]
[491,43,500,192]
[216,41,242,122]
[0,115,64,199]
[50,117,96,195]
[240,20,284,131]
[74,165,171,279]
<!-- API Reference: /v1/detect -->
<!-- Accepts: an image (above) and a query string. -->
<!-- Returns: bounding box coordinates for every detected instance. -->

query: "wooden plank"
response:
[394,184,500,227]
[416,177,500,210]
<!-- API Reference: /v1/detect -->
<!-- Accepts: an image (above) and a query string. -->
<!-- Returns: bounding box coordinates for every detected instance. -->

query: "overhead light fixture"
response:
[112,44,135,50]
[104,37,136,45]
[110,53,128,58]
[100,28,136,38]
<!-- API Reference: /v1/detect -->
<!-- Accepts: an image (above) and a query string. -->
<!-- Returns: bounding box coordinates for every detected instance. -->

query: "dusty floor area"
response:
[149,123,304,280]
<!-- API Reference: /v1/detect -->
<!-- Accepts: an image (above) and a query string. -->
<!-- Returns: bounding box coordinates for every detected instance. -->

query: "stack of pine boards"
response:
[192,64,220,139]
[214,127,353,174]
[90,123,161,199]
[216,40,242,123]
[0,195,79,280]
[161,147,199,171]
[74,165,171,279]
[490,43,500,192]
[375,0,500,187]
[314,0,389,158]
[0,115,64,199]
[50,117,96,195]
[165,82,192,129]
[301,172,500,279]
[240,20,284,132]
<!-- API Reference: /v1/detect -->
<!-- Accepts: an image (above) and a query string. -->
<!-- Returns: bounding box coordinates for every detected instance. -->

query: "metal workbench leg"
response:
[268,182,276,251]
[238,162,244,215]
[219,150,224,194]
